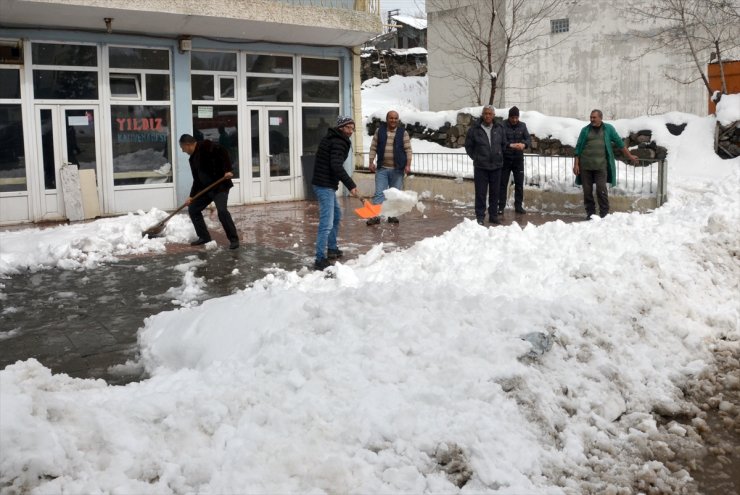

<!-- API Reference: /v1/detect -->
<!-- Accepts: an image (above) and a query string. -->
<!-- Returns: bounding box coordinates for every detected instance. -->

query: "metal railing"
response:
[357,152,667,205]
[272,0,380,13]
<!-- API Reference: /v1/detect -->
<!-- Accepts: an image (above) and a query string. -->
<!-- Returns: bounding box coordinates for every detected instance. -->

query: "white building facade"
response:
[428,0,725,120]
[0,0,380,225]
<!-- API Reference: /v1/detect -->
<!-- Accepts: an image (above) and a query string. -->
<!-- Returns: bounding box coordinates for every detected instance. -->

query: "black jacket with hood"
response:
[311,127,357,191]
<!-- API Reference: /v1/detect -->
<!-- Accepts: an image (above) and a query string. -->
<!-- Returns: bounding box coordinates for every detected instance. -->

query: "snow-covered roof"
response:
[391,14,427,30]
[390,47,428,56]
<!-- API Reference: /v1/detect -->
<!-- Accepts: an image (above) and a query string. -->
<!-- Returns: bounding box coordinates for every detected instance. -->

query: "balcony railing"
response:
[357,152,668,206]
[272,0,380,13]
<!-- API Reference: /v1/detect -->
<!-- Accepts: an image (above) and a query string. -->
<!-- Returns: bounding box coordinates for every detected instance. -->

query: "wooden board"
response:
[79,169,100,219]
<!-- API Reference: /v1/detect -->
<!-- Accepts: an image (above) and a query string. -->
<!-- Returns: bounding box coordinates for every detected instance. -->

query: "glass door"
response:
[247,106,294,201]
[35,105,101,219]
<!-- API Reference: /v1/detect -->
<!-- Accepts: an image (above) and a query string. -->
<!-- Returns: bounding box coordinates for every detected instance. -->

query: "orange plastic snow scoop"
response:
[353,196,382,219]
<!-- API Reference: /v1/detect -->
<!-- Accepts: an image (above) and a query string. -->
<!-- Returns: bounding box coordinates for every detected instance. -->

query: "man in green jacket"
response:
[572,109,638,218]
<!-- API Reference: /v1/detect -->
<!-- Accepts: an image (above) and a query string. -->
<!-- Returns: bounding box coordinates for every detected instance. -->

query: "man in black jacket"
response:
[499,106,531,215]
[465,106,508,225]
[178,134,239,249]
[311,116,359,270]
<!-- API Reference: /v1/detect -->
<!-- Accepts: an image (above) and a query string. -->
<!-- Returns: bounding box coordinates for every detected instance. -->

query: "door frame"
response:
[245,105,295,203]
[32,103,103,220]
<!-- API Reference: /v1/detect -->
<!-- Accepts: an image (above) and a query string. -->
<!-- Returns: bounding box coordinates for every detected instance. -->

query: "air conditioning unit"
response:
[0,40,23,64]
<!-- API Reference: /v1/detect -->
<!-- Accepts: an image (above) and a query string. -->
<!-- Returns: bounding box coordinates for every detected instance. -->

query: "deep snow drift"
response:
[1,77,738,493]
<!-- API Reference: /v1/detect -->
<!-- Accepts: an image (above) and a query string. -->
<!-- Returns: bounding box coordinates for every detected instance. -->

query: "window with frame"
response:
[109,46,172,186]
[190,51,240,178]
[300,57,340,155]
[551,18,569,34]
[246,54,294,102]
[0,67,25,192]
[31,42,98,100]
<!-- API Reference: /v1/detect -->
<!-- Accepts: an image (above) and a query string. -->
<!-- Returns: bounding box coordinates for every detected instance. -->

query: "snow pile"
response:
[715,93,740,125]
[380,187,425,218]
[1,74,739,493]
[0,210,196,276]
[2,170,738,493]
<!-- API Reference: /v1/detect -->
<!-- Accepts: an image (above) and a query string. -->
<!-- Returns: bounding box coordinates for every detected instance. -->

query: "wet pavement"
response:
[0,198,578,384]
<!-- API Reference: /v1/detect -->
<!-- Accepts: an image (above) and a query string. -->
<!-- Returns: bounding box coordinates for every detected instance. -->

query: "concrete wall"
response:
[427,0,506,111]
[427,0,737,119]
[353,172,658,215]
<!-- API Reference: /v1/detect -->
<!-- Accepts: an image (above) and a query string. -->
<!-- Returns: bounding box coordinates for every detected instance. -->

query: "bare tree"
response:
[623,0,740,97]
[428,0,570,106]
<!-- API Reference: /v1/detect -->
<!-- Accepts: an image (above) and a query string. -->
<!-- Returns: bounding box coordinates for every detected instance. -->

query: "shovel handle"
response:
[160,176,230,224]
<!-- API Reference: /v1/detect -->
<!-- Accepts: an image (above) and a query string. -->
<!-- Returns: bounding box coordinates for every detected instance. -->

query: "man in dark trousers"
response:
[465,106,507,225]
[572,110,638,218]
[499,106,531,215]
[311,116,359,270]
[178,133,239,249]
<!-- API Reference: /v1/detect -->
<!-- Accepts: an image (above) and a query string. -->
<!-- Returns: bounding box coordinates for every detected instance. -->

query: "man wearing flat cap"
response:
[310,115,359,270]
[499,106,531,215]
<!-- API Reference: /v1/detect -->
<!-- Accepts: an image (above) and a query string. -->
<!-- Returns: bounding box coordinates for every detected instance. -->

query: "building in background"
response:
[0,0,380,225]
[427,0,736,119]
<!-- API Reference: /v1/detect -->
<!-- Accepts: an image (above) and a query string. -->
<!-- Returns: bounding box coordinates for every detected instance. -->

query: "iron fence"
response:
[357,152,667,205]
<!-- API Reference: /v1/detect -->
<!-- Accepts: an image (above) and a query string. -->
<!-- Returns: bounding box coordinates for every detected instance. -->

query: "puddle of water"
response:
[0,244,306,385]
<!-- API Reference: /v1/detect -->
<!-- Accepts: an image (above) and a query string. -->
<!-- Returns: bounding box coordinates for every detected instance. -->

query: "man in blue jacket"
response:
[573,109,638,218]
[366,110,412,226]
[465,106,507,225]
[311,116,359,270]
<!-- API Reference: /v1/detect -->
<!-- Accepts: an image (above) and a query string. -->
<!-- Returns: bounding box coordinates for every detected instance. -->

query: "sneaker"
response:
[515,206,527,214]
[387,217,399,224]
[314,258,331,270]
[190,238,210,246]
[327,248,343,259]
[497,208,504,215]
[229,240,240,250]
[366,216,381,226]
[476,218,484,225]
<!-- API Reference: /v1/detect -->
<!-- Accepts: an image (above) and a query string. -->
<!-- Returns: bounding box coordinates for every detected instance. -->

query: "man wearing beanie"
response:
[499,106,531,215]
[310,115,359,270]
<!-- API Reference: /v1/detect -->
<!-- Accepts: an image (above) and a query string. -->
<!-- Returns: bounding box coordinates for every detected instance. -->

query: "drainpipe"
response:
[351,46,364,172]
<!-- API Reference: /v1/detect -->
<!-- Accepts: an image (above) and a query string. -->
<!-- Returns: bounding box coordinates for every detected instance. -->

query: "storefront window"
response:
[111,105,171,185]
[33,70,98,99]
[0,69,21,99]
[109,47,169,70]
[192,105,239,179]
[192,74,214,101]
[145,74,170,101]
[247,55,292,74]
[32,43,97,67]
[247,77,292,102]
[192,51,237,72]
[302,58,339,77]
[301,80,339,103]
[0,104,25,192]
[301,107,338,155]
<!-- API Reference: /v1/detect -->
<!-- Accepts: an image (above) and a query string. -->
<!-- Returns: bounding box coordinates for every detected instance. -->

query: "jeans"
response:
[313,185,342,261]
[371,167,405,205]
[188,190,238,242]
[473,167,502,221]
[580,168,609,217]
[499,153,524,210]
